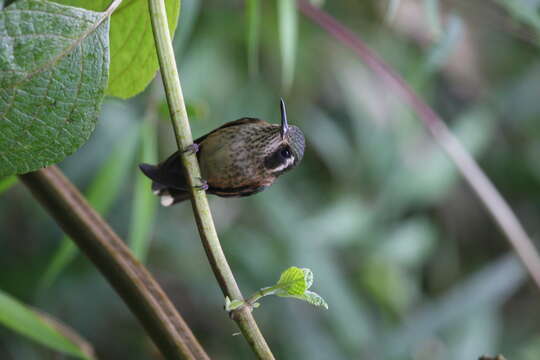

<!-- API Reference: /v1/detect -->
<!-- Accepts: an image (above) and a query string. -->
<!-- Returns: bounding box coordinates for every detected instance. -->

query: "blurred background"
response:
[2,0,540,359]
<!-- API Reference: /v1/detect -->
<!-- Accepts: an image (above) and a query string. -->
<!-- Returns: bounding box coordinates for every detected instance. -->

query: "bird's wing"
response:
[194,117,265,144]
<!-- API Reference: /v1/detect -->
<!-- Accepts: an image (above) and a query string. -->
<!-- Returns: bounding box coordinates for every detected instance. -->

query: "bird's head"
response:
[263,99,306,175]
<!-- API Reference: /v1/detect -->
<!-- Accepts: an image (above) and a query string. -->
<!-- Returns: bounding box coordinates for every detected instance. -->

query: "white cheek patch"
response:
[270,156,295,173]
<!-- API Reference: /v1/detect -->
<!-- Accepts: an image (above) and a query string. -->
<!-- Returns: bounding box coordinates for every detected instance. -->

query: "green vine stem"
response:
[147,0,275,359]
[298,0,540,289]
[20,166,209,360]
[246,287,277,306]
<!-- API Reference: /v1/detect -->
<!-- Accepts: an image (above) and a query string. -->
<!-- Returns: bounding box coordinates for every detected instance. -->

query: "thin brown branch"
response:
[298,0,540,289]
[20,166,210,360]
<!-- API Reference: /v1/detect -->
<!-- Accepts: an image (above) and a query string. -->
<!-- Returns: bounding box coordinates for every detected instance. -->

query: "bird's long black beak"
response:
[280,98,289,139]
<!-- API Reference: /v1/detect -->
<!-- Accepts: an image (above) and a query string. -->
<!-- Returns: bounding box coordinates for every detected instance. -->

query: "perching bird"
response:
[139,99,305,206]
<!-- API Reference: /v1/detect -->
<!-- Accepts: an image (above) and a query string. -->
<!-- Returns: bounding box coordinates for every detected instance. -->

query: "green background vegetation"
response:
[2,0,540,359]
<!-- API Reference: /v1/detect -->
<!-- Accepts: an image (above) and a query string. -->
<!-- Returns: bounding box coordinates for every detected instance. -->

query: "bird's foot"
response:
[183,143,200,155]
[194,177,209,191]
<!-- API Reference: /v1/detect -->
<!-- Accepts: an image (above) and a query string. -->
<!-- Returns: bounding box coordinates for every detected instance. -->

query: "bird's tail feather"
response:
[139,154,190,206]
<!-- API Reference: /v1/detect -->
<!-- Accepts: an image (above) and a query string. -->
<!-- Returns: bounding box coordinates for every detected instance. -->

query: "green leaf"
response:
[246,0,260,77]
[243,267,328,310]
[276,266,308,296]
[128,118,158,261]
[52,0,181,99]
[274,267,328,309]
[225,297,244,312]
[0,176,17,194]
[41,125,139,287]
[291,290,329,310]
[0,0,110,176]
[0,289,92,359]
[277,0,298,92]
[275,267,328,309]
[302,268,314,289]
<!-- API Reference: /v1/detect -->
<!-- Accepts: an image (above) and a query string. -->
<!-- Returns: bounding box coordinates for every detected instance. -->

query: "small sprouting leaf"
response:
[275,267,328,309]
[276,266,308,296]
[239,267,328,311]
[0,0,110,175]
[224,297,244,312]
[291,291,329,310]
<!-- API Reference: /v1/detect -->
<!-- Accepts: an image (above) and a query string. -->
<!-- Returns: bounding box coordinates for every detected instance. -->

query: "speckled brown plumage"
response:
[139,114,305,206]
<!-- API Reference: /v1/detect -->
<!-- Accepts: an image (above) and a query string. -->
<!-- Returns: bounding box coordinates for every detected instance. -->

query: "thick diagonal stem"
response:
[20,166,209,360]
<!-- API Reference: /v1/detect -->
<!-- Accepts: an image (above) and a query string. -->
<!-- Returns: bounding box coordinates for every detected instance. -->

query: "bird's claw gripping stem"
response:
[194,177,208,191]
[182,143,200,155]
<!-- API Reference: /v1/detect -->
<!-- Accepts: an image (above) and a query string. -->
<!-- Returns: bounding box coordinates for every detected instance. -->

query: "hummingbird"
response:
[139,99,305,206]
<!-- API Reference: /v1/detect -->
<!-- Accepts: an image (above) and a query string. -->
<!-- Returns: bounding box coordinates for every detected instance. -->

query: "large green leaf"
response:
[0,0,110,176]
[53,0,181,99]
[0,289,93,359]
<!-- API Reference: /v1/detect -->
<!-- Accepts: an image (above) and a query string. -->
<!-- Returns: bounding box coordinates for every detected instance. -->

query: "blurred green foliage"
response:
[0,290,92,359]
[40,124,140,287]
[2,0,540,359]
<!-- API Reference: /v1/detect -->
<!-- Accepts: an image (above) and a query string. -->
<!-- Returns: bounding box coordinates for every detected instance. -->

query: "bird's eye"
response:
[280,148,292,159]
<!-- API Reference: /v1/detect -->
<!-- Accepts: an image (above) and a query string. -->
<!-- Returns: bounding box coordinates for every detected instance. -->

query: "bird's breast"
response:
[198,132,273,192]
